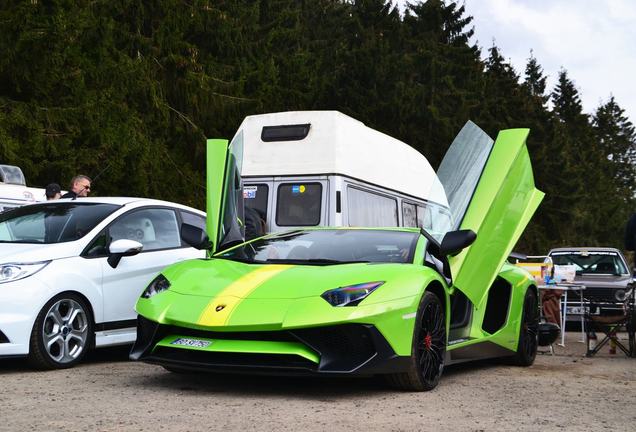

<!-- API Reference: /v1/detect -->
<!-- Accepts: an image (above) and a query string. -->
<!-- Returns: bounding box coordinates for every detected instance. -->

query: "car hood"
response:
[573,274,631,289]
[0,242,77,263]
[147,258,431,330]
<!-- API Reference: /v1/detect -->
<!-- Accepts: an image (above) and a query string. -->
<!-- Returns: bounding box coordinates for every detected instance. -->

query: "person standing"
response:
[60,175,91,199]
[45,183,62,200]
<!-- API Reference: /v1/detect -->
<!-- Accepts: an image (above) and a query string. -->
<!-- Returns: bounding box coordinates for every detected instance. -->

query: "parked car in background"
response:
[0,197,206,369]
[548,247,633,317]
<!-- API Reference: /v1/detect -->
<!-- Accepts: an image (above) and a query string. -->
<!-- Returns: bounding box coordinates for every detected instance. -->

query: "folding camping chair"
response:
[585,285,635,357]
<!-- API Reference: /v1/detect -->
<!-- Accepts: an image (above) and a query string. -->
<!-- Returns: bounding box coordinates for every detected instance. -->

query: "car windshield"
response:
[0,202,120,244]
[550,251,628,275]
[217,229,419,265]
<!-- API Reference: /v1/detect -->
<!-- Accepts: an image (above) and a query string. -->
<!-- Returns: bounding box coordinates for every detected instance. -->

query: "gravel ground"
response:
[1,332,634,432]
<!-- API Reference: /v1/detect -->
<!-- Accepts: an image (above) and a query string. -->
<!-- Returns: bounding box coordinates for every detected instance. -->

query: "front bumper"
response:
[130,315,410,376]
[0,276,50,357]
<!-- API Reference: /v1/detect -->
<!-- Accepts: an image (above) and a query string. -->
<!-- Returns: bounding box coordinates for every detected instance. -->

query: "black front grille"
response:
[141,323,380,373]
[291,324,376,371]
[0,330,9,344]
[583,287,622,302]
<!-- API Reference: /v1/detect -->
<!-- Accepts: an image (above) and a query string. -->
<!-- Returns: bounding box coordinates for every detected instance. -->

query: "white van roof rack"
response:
[236,111,447,205]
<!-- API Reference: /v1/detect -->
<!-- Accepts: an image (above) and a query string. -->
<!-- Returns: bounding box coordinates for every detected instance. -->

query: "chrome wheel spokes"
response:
[42,299,89,364]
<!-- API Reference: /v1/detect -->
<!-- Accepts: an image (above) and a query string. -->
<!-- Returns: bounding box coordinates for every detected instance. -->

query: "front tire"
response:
[28,293,93,370]
[387,291,446,391]
[512,288,539,366]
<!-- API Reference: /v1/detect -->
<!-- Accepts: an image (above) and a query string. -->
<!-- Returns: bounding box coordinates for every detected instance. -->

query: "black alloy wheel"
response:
[512,288,539,366]
[387,291,446,391]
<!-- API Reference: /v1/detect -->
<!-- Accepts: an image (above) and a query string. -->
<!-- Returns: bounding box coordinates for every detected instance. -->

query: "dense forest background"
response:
[1,0,635,254]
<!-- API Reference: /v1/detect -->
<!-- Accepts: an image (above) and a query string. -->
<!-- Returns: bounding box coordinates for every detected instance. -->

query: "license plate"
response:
[566,306,586,315]
[170,338,211,348]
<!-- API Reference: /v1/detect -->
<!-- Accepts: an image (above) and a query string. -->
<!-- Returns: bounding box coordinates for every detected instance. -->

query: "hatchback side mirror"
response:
[439,229,477,256]
[181,223,213,250]
[107,239,143,268]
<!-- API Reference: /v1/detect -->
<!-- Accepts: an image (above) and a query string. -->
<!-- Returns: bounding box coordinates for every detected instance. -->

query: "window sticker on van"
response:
[244,186,258,199]
[291,185,306,194]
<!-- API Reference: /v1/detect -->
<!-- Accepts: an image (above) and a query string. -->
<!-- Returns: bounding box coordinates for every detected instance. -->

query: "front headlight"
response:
[141,274,171,299]
[321,281,384,307]
[0,261,50,284]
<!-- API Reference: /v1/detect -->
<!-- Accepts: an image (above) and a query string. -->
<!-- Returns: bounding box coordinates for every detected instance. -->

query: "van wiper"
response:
[265,258,370,266]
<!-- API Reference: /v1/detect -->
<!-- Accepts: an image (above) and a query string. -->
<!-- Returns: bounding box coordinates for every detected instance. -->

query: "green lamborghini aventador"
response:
[130,119,544,391]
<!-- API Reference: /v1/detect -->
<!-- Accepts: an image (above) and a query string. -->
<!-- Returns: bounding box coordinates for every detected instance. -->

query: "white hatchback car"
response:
[0,197,206,368]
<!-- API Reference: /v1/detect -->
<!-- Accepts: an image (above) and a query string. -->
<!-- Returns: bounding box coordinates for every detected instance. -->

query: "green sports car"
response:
[131,121,544,391]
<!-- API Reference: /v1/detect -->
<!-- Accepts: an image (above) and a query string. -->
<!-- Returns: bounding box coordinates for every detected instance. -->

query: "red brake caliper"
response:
[424,333,432,350]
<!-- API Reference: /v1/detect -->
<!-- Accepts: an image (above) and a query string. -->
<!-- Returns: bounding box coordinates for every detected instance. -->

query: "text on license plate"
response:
[170,338,212,348]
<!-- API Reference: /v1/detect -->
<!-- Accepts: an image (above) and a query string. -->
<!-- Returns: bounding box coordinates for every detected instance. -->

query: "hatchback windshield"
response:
[0,203,120,244]
[550,251,628,275]
[218,229,419,265]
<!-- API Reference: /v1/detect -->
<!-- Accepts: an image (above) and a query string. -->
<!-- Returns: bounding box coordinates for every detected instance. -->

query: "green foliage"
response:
[1,0,634,254]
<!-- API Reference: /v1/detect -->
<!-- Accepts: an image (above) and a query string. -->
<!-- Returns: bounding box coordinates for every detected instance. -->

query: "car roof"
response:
[33,196,205,214]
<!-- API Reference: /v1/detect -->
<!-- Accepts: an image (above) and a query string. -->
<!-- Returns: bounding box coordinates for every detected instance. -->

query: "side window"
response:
[402,202,417,227]
[347,187,397,227]
[244,184,269,219]
[109,208,180,252]
[276,183,322,226]
[416,205,432,230]
[180,210,206,238]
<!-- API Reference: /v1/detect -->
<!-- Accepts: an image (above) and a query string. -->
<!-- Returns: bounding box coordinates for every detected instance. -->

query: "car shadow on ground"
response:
[130,356,506,398]
[0,344,132,374]
[0,344,509,398]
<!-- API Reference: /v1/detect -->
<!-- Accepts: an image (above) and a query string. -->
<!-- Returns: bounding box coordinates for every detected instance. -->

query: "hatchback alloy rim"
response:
[522,293,539,355]
[42,299,89,363]
[417,300,445,383]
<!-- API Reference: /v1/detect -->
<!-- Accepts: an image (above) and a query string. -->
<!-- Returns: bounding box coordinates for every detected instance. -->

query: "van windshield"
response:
[217,229,419,265]
[0,202,120,244]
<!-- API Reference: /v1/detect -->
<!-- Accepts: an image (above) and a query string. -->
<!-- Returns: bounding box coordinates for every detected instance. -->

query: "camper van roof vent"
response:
[0,165,26,185]
[261,124,310,142]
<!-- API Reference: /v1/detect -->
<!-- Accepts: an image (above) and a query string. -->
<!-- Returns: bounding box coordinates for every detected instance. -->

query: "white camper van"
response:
[237,111,452,235]
[0,165,46,212]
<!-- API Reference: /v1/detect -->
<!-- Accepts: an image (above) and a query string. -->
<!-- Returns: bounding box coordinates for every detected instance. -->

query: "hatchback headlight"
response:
[141,274,171,299]
[0,261,50,284]
[321,281,384,307]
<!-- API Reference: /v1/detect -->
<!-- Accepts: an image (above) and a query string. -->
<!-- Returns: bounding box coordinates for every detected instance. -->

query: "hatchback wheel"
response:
[29,293,93,369]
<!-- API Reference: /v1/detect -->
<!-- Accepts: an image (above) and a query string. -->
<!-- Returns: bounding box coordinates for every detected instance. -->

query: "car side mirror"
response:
[181,223,213,250]
[107,239,143,269]
[439,229,477,257]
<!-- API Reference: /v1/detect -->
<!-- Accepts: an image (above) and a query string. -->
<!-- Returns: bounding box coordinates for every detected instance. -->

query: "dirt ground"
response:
[1,332,634,432]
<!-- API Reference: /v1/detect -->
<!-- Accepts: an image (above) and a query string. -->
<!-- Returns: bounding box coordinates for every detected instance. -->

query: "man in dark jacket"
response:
[61,175,91,199]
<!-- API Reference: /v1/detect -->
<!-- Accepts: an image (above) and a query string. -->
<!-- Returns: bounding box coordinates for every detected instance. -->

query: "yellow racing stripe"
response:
[197,265,293,327]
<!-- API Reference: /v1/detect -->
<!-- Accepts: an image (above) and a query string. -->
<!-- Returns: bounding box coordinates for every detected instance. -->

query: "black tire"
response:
[386,291,446,391]
[511,288,539,366]
[28,293,94,370]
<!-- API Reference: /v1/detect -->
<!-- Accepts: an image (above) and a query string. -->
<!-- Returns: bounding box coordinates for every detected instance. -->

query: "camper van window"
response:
[244,184,269,218]
[402,202,417,227]
[276,183,322,226]
[347,187,398,227]
[417,205,433,230]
